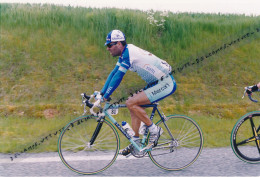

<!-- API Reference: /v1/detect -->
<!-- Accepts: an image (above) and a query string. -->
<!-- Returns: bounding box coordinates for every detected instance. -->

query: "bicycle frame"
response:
[59,94,204,174]
[91,102,173,153]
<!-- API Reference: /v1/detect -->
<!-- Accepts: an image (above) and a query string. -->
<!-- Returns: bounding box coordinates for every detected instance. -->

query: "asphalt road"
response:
[0,147,260,177]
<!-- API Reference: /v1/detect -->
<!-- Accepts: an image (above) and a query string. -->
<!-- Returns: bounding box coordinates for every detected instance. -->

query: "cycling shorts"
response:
[143,74,177,103]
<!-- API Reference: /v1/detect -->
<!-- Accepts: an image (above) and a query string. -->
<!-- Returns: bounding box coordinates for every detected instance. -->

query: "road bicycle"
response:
[230,86,260,163]
[58,92,203,175]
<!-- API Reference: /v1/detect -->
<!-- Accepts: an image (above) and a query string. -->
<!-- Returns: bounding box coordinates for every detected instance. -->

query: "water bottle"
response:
[139,122,146,135]
[122,121,135,137]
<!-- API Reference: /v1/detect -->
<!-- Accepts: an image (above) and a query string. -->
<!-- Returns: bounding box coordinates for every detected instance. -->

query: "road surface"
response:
[0,147,259,176]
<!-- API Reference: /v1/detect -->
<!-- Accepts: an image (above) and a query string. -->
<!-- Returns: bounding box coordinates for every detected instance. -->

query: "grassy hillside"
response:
[0,3,260,152]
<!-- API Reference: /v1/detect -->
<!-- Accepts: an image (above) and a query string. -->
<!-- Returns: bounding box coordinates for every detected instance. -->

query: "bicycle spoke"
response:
[236,136,256,146]
[178,128,200,144]
[58,117,119,175]
[256,125,260,133]
[149,115,203,171]
[231,112,260,163]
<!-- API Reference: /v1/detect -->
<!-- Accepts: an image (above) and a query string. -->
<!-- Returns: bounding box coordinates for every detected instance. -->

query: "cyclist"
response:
[99,29,177,156]
[246,82,260,94]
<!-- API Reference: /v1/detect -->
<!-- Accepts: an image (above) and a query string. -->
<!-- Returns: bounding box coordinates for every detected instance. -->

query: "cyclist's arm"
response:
[101,64,119,95]
[103,69,126,99]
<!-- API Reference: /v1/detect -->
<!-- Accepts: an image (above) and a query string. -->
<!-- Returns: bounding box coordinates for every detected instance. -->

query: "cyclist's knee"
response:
[126,99,134,109]
[126,98,139,110]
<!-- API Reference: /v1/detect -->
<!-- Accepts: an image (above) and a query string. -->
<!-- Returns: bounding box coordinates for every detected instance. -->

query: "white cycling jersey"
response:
[119,44,172,84]
[101,44,175,101]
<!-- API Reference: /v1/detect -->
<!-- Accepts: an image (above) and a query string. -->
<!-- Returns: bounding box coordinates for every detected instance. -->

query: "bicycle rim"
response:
[148,115,203,170]
[231,111,260,163]
[58,116,120,175]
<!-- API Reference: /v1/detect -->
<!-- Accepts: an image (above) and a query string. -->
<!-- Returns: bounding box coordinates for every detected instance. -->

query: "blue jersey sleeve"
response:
[101,46,130,99]
[101,64,119,95]
[103,70,126,99]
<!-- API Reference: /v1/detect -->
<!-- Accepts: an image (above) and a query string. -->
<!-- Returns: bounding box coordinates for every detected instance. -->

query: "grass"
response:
[0,116,69,153]
[0,3,260,153]
[0,111,241,154]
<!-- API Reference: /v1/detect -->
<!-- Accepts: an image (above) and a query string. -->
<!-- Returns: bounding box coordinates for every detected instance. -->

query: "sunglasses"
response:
[107,42,117,48]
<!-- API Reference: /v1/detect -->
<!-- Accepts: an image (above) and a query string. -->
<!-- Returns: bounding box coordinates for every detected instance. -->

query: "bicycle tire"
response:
[148,115,203,170]
[230,111,260,163]
[58,116,120,175]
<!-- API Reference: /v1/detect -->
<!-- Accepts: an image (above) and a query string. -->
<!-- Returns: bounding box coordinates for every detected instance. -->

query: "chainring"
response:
[130,139,147,158]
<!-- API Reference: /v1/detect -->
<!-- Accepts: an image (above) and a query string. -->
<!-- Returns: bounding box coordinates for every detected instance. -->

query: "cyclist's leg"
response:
[126,75,176,133]
[123,75,177,154]
[126,91,163,148]
[129,108,143,137]
[120,93,151,156]
[143,75,176,147]
[126,91,152,136]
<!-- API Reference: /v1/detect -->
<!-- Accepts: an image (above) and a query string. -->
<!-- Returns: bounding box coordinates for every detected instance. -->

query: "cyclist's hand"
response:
[245,85,258,95]
[246,88,252,95]
[98,96,105,103]
[93,91,110,102]
[93,91,101,96]
[93,92,105,102]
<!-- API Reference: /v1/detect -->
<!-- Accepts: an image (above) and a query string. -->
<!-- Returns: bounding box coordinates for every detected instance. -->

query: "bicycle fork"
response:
[89,117,105,146]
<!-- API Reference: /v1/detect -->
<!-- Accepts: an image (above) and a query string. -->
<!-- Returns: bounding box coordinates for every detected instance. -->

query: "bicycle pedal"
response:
[119,152,132,158]
[125,153,132,158]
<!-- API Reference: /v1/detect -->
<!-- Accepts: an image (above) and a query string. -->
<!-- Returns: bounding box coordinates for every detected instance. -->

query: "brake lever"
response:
[81,93,85,105]
[242,87,250,99]
[242,89,246,99]
[81,93,93,115]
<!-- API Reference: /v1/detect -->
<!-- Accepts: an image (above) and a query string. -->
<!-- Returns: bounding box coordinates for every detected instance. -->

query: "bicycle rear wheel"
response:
[58,116,119,175]
[148,115,203,170]
[231,111,260,163]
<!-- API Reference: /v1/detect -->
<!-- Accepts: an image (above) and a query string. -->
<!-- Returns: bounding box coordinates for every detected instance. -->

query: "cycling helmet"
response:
[105,30,126,46]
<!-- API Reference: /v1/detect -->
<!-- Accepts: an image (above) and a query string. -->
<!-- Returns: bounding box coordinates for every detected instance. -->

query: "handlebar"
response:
[242,86,259,103]
[81,92,102,116]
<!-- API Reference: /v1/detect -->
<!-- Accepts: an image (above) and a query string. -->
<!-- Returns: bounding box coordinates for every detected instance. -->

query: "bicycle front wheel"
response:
[58,116,120,175]
[231,111,260,163]
[148,115,203,170]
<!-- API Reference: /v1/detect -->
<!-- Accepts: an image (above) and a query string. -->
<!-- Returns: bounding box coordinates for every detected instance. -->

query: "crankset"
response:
[130,139,147,158]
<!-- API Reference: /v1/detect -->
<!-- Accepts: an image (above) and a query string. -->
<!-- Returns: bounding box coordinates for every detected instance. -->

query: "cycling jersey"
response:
[101,44,175,101]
